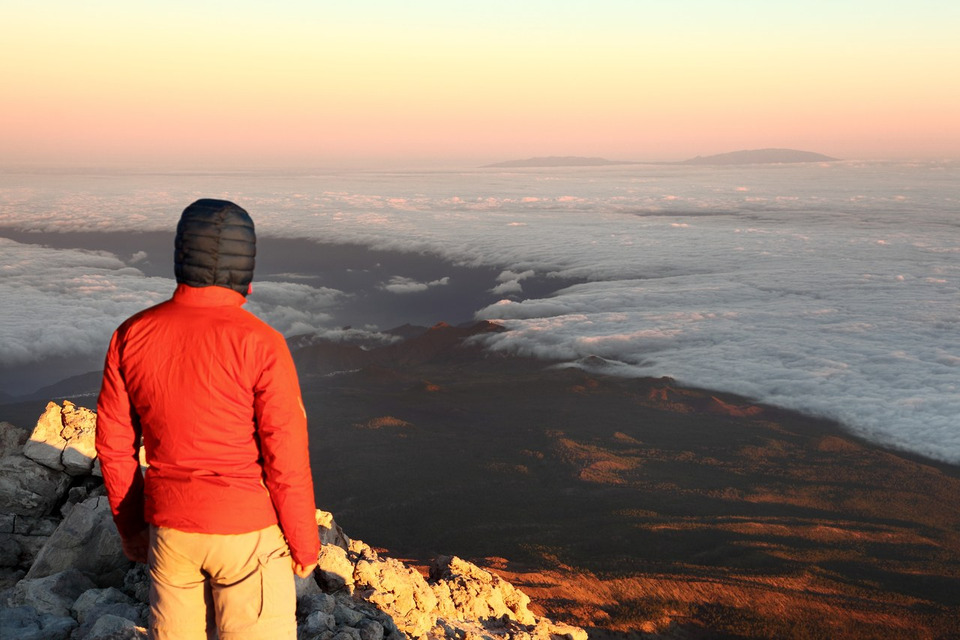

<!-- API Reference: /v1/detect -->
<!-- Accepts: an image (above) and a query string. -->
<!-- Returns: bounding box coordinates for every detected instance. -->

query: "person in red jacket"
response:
[96,199,319,640]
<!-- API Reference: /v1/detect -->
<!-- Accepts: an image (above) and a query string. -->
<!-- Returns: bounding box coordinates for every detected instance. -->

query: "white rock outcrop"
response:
[23,401,98,476]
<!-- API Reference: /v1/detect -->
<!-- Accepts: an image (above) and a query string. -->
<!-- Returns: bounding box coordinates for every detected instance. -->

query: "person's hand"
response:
[294,561,318,579]
[121,528,150,564]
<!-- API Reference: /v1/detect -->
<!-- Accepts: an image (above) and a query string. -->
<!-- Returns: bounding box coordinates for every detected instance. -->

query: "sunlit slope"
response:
[297,323,960,638]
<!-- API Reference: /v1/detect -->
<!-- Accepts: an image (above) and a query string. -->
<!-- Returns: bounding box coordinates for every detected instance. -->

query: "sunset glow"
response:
[3,1,959,166]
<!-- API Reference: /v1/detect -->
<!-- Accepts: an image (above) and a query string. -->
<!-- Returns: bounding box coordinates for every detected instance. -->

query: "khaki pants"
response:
[148,524,297,640]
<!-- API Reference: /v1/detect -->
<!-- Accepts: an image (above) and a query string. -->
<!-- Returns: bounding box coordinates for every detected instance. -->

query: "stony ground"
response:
[0,402,587,640]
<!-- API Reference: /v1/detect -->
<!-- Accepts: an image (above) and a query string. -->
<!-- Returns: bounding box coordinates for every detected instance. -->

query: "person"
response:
[96,198,320,640]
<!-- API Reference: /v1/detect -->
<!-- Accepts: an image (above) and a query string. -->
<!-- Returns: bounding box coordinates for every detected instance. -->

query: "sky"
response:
[2,1,959,166]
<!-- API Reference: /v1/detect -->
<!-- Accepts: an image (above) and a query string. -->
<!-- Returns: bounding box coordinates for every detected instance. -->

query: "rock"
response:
[82,613,147,639]
[431,555,536,625]
[296,572,322,599]
[72,587,137,624]
[6,568,96,617]
[333,603,365,627]
[359,620,385,640]
[352,553,438,638]
[0,568,25,591]
[23,401,98,476]
[14,515,60,537]
[0,403,589,640]
[25,496,129,587]
[60,481,107,518]
[0,421,28,458]
[0,512,13,533]
[9,532,52,569]
[0,535,22,567]
[317,509,351,550]
[121,565,150,605]
[0,605,78,640]
[59,401,98,475]
[73,598,147,640]
[22,402,69,471]
[298,592,337,616]
[299,610,336,637]
[0,453,72,516]
[75,603,147,639]
[316,544,355,592]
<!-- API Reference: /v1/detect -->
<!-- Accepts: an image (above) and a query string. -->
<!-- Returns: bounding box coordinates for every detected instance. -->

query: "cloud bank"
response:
[0,237,350,392]
[381,275,450,294]
[2,161,958,463]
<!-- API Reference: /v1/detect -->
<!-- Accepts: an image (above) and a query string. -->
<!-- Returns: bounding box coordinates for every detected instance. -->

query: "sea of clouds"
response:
[1,162,958,462]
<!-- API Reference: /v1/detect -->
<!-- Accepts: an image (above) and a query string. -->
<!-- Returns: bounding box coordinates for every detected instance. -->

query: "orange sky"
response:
[2,2,958,167]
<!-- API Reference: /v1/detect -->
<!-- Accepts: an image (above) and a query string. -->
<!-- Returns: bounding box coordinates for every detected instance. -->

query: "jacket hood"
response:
[174,199,256,295]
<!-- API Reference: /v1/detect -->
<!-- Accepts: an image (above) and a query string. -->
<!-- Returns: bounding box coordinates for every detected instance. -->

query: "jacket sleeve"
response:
[254,332,320,567]
[95,329,147,542]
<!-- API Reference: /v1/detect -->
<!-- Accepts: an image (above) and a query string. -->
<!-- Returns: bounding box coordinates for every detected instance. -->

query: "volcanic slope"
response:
[295,322,960,640]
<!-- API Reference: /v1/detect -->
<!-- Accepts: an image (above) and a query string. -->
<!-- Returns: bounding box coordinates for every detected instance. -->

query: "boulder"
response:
[0,511,12,534]
[8,532,53,570]
[5,568,96,617]
[72,587,138,624]
[295,571,323,599]
[0,421,28,458]
[25,496,129,587]
[0,535,22,567]
[298,592,337,617]
[82,613,147,639]
[0,568,25,592]
[60,482,107,518]
[430,555,536,625]
[316,544,355,592]
[352,546,438,638]
[359,619,385,640]
[22,402,69,471]
[23,401,98,475]
[121,564,151,605]
[59,401,99,475]
[13,515,60,537]
[72,588,146,639]
[298,609,336,637]
[0,516,61,573]
[0,605,77,640]
[0,453,72,516]
[317,509,351,549]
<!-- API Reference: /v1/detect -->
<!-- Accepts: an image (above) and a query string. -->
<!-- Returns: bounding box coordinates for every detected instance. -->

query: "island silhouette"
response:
[483,148,839,168]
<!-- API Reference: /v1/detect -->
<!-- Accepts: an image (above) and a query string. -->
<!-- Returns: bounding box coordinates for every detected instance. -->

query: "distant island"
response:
[681,148,839,165]
[483,148,839,168]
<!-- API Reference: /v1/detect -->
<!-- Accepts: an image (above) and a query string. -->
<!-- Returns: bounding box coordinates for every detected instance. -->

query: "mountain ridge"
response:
[483,148,839,168]
[682,148,839,165]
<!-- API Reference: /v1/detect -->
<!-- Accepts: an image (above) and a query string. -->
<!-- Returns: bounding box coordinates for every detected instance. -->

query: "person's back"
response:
[96,199,319,640]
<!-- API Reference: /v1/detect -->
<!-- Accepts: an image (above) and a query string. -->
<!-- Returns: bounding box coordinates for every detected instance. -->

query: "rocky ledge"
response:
[0,401,586,640]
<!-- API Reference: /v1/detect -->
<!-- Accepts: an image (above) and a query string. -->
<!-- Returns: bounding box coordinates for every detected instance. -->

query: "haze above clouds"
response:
[2,1,959,166]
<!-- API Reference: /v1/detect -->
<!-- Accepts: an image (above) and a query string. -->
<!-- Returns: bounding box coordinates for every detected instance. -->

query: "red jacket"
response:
[96,284,320,566]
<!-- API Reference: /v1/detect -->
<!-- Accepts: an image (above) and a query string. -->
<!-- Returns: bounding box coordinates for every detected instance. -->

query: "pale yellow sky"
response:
[2,1,958,167]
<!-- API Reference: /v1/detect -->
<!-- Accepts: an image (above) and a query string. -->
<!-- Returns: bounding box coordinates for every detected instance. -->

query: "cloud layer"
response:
[0,237,347,392]
[2,161,958,462]
[381,275,450,294]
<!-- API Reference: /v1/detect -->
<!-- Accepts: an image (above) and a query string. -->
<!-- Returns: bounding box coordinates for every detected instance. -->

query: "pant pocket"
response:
[215,565,263,634]
[257,545,296,626]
